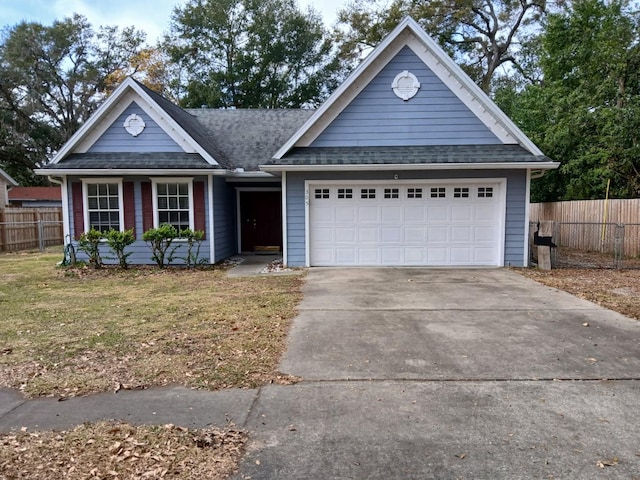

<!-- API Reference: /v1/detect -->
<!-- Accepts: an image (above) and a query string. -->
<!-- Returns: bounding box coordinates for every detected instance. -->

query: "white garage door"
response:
[308,181,505,266]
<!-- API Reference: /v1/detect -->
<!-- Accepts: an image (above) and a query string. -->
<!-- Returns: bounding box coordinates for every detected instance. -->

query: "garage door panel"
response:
[451,205,473,222]
[381,247,402,264]
[358,206,378,222]
[451,226,473,243]
[358,248,380,264]
[427,226,448,243]
[381,206,402,223]
[404,205,425,222]
[335,248,357,264]
[405,227,425,243]
[335,206,356,223]
[309,182,503,267]
[335,227,356,243]
[427,205,448,222]
[381,227,402,243]
[358,227,379,243]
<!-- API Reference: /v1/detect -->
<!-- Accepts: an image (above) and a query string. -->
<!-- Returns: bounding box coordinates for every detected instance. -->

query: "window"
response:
[152,178,194,232]
[407,188,422,199]
[361,188,376,199]
[430,187,446,198]
[315,188,330,199]
[384,188,399,199]
[82,179,123,233]
[453,187,470,198]
[478,187,494,198]
[338,188,352,199]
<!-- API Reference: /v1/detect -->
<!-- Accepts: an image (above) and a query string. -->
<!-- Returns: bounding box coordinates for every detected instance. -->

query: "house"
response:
[36,17,558,267]
[8,186,62,208]
[0,168,18,207]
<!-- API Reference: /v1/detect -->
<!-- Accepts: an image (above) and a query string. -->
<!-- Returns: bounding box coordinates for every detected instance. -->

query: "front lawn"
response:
[516,267,640,320]
[0,250,304,398]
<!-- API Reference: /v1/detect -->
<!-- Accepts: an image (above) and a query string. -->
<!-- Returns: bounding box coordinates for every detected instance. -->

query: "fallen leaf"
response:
[582,322,590,327]
[455,453,466,459]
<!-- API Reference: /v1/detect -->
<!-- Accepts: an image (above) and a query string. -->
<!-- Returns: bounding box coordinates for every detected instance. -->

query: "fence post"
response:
[0,209,6,252]
[537,221,554,270]
[614,224,625,269]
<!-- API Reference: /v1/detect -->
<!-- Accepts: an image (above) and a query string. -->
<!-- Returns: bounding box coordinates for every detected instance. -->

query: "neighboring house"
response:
[8,187,62,208]
[0,168,18,207]
[36,17,558,267]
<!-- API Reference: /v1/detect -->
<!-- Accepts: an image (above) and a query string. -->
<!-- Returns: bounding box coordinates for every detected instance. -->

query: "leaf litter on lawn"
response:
[0,421,247,479]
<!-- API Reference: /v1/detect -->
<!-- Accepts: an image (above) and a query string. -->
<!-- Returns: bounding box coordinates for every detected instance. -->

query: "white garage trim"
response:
[304,178,507,267]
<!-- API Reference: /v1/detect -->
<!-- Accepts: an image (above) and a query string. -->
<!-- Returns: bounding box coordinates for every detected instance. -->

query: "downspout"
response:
[48,176,70,239]
[281,171,288,266]
[208,174,215,264]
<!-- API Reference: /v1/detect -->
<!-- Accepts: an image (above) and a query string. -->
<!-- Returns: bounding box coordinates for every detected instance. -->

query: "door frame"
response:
[304,178,507,267]
[236,187,282,253]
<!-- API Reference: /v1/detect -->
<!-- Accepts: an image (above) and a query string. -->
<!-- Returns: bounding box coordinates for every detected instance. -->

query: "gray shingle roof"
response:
[46,153,220,170]
[187,109,314,171]
[132,80,231,168]
[270,145,552,166]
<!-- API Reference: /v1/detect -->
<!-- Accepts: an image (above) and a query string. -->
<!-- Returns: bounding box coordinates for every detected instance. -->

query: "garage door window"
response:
[454,187,469,198]
[361,188,376,199]
[407,188,422,198]
[315,188,330,199]
[384,188,399,199]
[338,188,353,199]
[430,187,446,198]
[478,187,493,198]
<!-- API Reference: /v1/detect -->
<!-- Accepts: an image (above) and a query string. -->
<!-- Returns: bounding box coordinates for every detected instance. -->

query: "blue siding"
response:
[285,170,528,267]
[89,103,184,153]
[311,46,501,147]
[213,176,236,261]
[67,176,212,266]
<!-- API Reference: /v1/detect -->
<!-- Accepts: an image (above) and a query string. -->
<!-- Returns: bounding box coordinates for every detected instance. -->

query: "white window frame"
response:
[81,177,124,233]
[150,177,194,231]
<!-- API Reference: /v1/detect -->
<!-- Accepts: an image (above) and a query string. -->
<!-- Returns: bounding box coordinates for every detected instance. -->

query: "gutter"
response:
[260,162,560,173]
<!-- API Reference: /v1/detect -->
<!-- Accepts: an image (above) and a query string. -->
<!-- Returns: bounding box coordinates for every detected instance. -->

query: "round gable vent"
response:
[391,71,420,101]
[123,113,146,137]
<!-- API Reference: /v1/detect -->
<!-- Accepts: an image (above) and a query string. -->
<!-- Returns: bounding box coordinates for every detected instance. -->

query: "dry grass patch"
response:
[0,250,304,397]
[516,267,640,320]
[0,421,246,479]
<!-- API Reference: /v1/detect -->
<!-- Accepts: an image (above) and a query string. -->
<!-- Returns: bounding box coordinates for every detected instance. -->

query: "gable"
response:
[87,102,183,153]
[311,46,502,148]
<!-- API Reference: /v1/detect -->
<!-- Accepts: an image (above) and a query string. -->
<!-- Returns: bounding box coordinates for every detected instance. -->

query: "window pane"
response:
[169,197,178,209]
[168,184,178,196]
[179,197,189,209]
[178,184,188,195]
[87,183,120,231]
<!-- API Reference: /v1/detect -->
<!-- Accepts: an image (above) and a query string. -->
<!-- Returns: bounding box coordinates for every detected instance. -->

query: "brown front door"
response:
[240,191,282,252]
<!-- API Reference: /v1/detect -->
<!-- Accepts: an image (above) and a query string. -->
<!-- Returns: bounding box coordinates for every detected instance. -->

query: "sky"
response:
[0,0,346,42]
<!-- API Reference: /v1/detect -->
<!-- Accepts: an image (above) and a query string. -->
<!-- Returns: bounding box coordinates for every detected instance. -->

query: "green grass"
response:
[0,249,304,397]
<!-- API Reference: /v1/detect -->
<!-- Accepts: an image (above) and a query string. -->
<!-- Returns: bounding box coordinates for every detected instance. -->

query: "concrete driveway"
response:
[234,268,640,479]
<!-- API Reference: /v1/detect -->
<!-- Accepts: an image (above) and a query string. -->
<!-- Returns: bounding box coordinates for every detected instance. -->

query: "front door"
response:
[240,191,282,252]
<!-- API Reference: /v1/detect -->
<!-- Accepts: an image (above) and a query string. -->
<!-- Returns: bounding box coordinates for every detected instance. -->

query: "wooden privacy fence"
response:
[0,207,63,252]
[530,199,640,257]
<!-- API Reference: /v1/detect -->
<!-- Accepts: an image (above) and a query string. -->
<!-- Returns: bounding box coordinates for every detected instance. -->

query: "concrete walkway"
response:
[2,268,640,479]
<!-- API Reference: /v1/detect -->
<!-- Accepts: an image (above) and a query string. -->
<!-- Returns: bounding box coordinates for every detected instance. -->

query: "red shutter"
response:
[71,182,84,239]
[123,181,136,237]
[194,181,206,239]
[141,182,153,232]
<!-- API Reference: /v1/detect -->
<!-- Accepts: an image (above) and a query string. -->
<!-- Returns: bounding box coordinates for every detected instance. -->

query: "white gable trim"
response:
[51,78,219,166]
[274,17,544,159]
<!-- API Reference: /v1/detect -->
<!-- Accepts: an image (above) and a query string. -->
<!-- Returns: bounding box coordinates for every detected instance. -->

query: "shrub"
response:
[106,228,135,269]
[77,228,104,268]
[142,224,178,268]
[179,228,205,267]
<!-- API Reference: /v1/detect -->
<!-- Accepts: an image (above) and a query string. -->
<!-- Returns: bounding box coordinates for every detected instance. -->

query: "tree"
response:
[0,15,147,184]
[164,0,340,108]
[335,0,547,93]
[501,0,640,201]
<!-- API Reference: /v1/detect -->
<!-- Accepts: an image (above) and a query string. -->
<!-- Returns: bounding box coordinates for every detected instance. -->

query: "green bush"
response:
[179,228,205,267]
[142,224,178,268]
[105,228,135,269]
[77,228,104,268]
